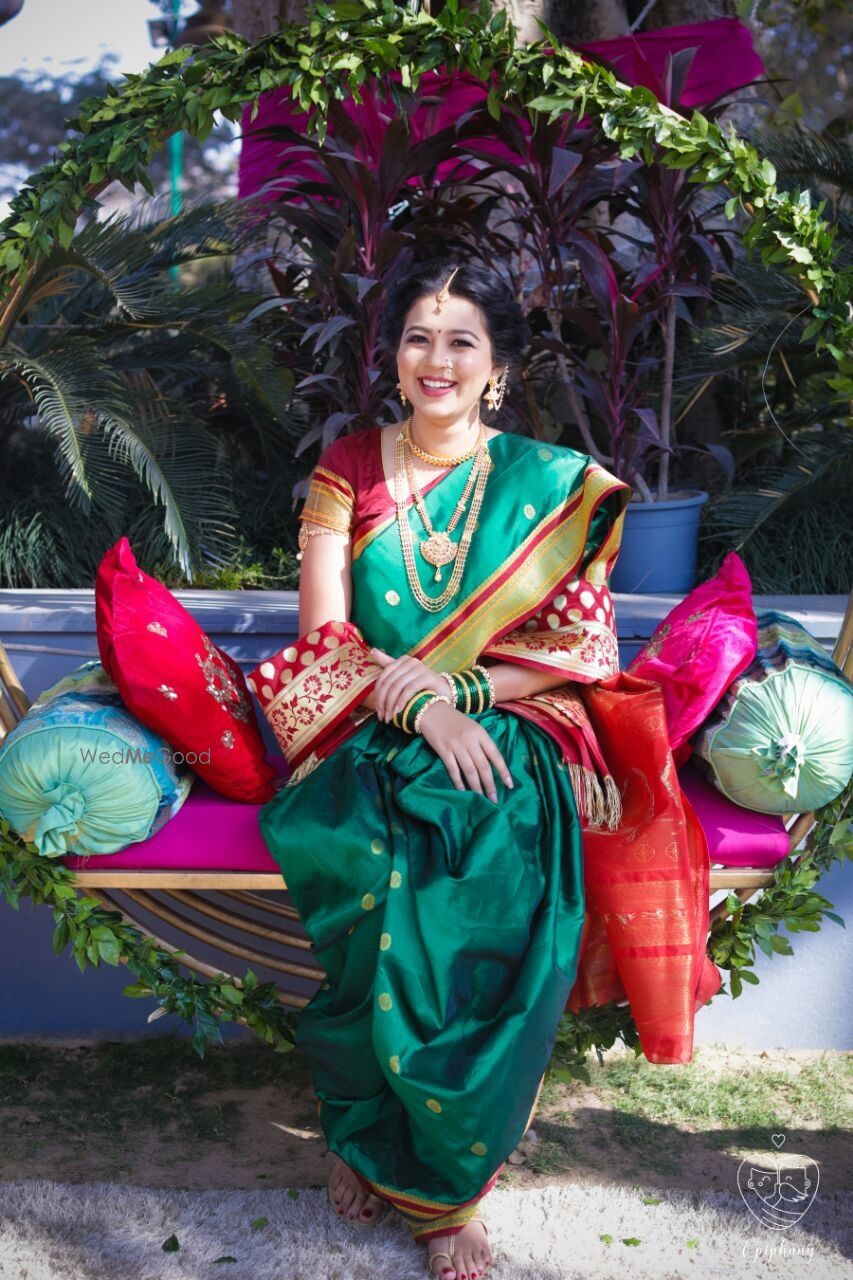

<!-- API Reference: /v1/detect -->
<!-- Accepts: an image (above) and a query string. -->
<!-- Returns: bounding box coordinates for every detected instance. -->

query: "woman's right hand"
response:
[416,700,514,803]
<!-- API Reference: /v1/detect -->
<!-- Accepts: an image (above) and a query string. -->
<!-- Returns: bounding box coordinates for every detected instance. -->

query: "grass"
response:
[590,1050,852,1141]
[2,1038,850,1190]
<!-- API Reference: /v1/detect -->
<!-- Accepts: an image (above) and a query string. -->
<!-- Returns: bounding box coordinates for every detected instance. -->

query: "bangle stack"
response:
[389,664,496,735]
[443,663,496,714]
[392,690,452,735]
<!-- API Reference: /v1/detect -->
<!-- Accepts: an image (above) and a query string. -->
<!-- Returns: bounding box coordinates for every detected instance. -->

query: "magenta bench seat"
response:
[61,754,790,874]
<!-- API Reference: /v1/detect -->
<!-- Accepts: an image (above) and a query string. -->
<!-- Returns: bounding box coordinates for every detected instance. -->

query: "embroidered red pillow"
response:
[95,537,276,803]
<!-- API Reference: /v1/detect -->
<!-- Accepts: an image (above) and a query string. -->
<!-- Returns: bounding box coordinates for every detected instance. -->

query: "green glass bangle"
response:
[451,671,470,715]
[460,667,487,713]
[394,689,435,734]
[472,662,497,709]
[392,690,423,731]
[403,692,434,734]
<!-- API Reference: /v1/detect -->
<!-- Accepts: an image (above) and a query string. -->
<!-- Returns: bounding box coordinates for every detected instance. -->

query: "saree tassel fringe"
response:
[567,764,622,831]
[285,750,323,787]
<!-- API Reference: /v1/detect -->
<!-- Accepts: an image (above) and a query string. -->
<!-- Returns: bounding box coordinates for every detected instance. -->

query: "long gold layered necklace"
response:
[395,414,492,612]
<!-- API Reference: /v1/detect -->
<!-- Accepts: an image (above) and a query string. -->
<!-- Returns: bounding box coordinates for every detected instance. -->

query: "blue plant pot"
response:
[610,489,709,594]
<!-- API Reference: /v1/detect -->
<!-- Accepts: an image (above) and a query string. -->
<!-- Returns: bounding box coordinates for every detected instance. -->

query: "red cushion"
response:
[678,762,789,867]
[95,537,276,804]
[63,757,288,871]
[627,551,758,765]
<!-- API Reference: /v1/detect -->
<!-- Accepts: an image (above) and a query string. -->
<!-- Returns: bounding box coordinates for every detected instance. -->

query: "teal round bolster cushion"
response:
[0,661,193,857]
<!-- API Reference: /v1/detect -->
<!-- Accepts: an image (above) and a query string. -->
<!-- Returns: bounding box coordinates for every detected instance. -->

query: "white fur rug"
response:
[0,1181,849,1280]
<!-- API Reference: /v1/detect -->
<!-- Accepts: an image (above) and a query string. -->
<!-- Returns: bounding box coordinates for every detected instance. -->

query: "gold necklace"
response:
[404,432,482,578]
[403,420,481,467]
[394,419,491,611]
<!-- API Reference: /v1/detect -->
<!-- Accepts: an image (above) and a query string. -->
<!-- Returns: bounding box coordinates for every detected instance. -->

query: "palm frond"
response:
[18,199,260,323]
[101,392,237,576]
[746,124,853,197]
[699,433,852,550]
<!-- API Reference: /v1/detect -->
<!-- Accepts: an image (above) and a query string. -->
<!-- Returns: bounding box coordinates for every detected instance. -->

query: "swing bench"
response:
[1,589,851,1013]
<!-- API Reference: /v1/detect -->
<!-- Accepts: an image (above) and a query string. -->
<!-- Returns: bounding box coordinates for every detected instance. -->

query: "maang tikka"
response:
[434,265,461,313]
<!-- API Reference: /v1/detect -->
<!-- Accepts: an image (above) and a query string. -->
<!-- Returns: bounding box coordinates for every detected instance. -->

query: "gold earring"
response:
[484,368,508,412]
[397,381,408,408]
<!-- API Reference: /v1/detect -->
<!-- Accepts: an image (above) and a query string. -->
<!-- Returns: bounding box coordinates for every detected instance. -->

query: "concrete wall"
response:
[1,590,849,1048]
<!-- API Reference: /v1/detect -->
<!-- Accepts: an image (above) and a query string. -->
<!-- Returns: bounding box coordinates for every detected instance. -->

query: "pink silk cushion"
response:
[95,537,276,804]
[627,551,758,765]
[678,763,790,867]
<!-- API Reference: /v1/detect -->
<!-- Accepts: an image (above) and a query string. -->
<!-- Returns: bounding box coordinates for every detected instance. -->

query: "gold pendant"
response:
[420,531,458,574]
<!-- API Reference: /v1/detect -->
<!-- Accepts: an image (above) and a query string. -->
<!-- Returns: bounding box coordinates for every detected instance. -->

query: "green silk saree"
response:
[252,429,634,1240]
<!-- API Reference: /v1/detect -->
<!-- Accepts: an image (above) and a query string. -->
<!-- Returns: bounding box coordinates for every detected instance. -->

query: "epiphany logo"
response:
[737,1133,819,1231]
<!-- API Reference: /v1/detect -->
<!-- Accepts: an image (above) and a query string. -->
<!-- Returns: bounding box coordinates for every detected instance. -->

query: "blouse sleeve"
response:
[298,437,356,539]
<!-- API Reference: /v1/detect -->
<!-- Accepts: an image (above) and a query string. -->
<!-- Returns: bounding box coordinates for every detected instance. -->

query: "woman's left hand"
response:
[369,647,449,722]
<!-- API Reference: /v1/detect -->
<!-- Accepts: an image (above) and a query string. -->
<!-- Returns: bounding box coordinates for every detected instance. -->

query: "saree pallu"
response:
[253,430,722,1237]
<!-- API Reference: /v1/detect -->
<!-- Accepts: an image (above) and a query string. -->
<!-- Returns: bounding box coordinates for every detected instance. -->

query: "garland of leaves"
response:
[0,0,849,391]
[0,812,298,1059]
[1,783,849,1062]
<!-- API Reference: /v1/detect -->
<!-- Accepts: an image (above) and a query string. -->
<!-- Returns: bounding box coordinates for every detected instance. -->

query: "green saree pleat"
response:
[258,705,585,1207]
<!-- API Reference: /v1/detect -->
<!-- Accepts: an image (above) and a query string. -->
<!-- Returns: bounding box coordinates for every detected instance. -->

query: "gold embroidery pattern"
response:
[261,638,377,765]
[146,621,168,637]
[486,620,619,678]
[299,463,355,539]
[195,635,252,723]
[373,464,628,667]
[483,574,618,677]
[638,621,671,661]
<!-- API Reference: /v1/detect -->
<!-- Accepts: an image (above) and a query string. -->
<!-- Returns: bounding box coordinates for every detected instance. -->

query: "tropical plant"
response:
[678,121,852,582]
[0,199,298,585]
[252,45,741,501]
[0,0,845,386]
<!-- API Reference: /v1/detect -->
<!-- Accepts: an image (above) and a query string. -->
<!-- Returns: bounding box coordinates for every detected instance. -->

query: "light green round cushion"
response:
[0,661,192,856]
[702,665,853,813]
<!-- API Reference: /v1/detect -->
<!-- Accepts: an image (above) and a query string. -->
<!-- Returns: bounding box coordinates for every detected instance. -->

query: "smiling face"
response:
[396,291,502,428]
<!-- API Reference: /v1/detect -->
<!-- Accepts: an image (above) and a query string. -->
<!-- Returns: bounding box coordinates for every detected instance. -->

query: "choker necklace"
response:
[395,415,492,611]
[403,420,481,467]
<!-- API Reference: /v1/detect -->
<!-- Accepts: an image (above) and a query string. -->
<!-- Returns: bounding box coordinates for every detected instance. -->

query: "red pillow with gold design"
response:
[95,538,276,803]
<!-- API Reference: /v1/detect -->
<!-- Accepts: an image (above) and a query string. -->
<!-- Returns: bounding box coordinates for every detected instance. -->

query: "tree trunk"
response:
[642,0,734,27]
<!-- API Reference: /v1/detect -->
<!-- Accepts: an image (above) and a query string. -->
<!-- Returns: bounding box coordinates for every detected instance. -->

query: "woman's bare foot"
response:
[328,1154,382,1224]
[428,1219,492,1280]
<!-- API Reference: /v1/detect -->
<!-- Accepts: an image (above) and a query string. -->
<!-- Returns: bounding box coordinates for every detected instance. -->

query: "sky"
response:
[0,1,237,218]
[0,0,191,79]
